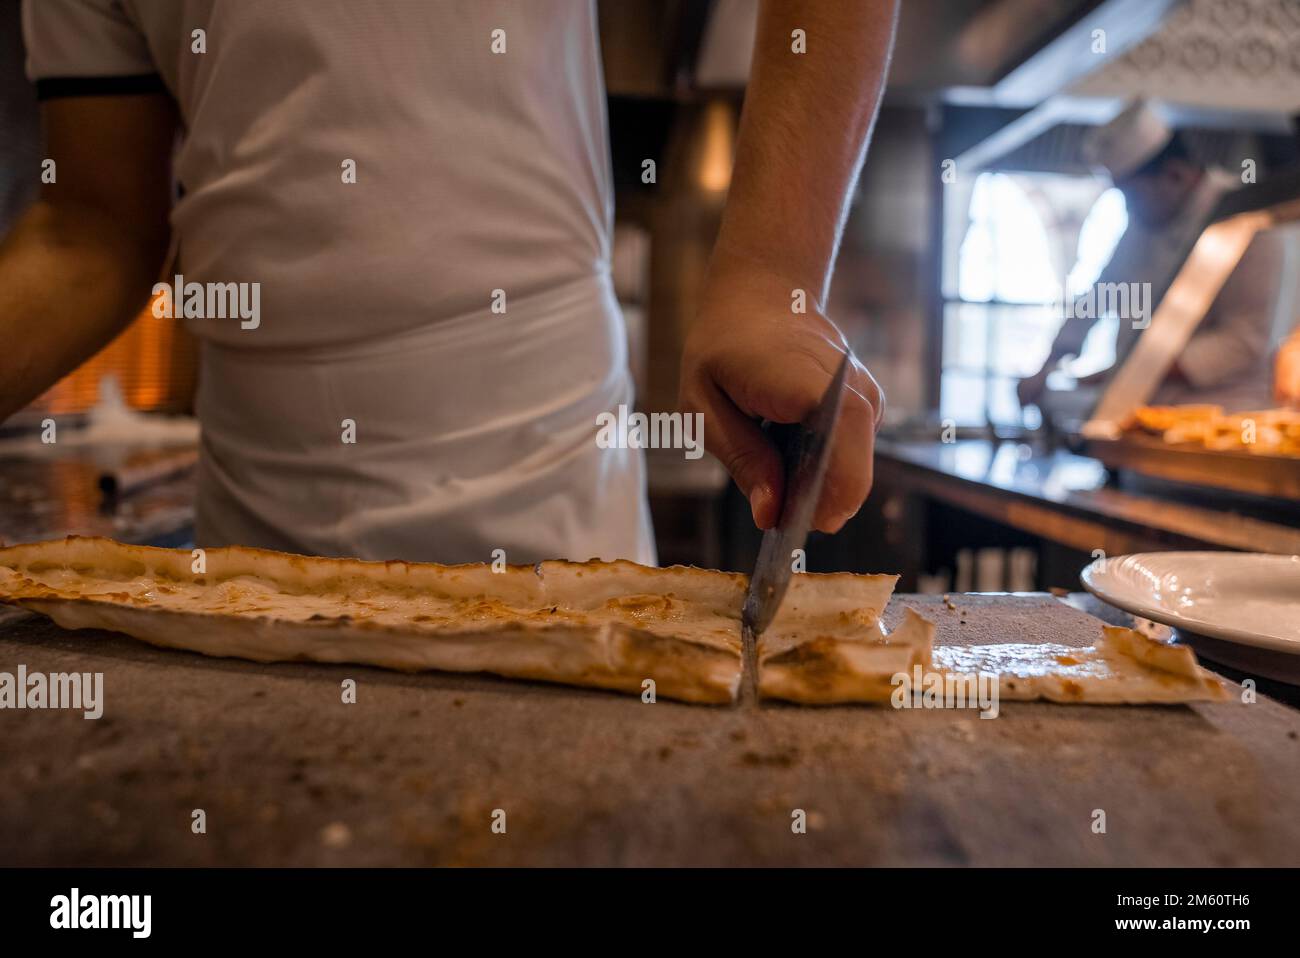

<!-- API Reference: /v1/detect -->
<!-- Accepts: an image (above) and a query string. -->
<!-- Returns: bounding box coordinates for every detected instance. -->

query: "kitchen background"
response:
[2,0,1299,587]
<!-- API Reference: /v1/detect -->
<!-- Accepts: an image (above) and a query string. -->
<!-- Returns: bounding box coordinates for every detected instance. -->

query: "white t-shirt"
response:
[24,0,655,565]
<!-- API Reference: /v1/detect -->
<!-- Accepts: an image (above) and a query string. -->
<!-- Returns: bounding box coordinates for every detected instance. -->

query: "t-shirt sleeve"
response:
[22,0,162,99]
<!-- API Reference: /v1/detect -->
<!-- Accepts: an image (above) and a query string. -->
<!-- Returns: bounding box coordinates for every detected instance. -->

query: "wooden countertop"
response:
[2,595,1297,866]
[876,438,1300,556]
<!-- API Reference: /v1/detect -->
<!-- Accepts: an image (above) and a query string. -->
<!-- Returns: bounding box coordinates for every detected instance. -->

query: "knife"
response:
[739,351,852,705]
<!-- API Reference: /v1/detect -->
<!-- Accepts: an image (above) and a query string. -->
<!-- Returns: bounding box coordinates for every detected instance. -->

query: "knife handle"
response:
[760,420,807,522]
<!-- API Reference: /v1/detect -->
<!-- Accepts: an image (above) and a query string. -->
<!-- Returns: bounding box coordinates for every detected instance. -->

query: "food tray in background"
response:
[1084,432,1300,499]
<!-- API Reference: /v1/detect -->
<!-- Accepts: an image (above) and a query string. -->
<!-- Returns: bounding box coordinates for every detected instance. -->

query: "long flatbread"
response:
[0,537,1227,706]
[0,536,893,705]
[0,537,746,704]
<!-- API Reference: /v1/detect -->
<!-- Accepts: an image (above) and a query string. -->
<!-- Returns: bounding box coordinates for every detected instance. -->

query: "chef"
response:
[0,0,893,564]
[1018,100,1291,414]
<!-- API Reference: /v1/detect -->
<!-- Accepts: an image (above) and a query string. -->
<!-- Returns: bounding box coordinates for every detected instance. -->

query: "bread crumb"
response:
[320,822,351,848]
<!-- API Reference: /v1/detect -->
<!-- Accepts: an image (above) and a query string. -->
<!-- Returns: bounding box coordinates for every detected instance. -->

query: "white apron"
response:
[195,272,656,565]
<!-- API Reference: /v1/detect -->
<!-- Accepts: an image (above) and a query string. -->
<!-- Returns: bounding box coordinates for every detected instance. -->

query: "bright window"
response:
[941,171,1128,427]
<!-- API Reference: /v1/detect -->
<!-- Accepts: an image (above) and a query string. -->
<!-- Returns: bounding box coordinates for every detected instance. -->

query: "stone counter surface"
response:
[1,595,1297,866]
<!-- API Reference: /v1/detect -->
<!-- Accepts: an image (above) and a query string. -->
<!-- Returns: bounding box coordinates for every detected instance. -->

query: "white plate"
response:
[1082,552,1300,682]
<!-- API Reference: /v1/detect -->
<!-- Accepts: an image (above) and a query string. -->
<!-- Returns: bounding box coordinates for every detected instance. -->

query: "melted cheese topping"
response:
[931,636,1224,702]
[934,643,1119,681]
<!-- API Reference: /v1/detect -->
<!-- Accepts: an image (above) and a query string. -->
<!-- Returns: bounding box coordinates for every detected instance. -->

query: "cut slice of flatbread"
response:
[931,627,1229,704]
[0,537,1228,707]
[760,607,934,703]
[759,609,1228,705]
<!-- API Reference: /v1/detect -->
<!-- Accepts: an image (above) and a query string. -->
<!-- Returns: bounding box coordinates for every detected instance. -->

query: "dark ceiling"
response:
[599,0,1126,100]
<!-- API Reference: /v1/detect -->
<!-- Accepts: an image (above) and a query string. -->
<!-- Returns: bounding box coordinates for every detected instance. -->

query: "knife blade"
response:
[739,351,852,705]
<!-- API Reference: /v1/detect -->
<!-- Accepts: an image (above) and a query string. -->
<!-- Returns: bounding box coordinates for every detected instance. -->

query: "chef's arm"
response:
[680,0,898,533]
[1043,310,1097,368]
[706,0,896,303]
[1017,287,1108,406]
[1018,220,1144,407]
[0,94,176,422]
[1174,230,1281,389]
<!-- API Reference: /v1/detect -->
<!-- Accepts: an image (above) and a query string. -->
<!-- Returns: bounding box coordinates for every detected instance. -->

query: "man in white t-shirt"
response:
[0,0,894,564]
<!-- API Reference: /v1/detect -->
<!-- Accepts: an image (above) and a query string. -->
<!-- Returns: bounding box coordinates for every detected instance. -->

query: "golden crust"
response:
[0,537,1227,708]
[0,536,750,704]
[761,616,1227,706]
[760,607,934,704]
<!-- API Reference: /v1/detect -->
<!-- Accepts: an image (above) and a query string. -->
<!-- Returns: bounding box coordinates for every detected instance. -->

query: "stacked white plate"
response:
[1082,552,1300,684]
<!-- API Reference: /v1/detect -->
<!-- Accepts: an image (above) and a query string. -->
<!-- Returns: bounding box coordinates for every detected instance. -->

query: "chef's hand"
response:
[679,267,884,534]
[1276,331,1300,408]
[1016,365,1052,408]
[676,0,897,533]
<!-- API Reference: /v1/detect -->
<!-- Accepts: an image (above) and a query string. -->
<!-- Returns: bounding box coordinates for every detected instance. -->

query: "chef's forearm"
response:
[0,200,166,422]
[710,0,899,306]
[1045,312,1094,366]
